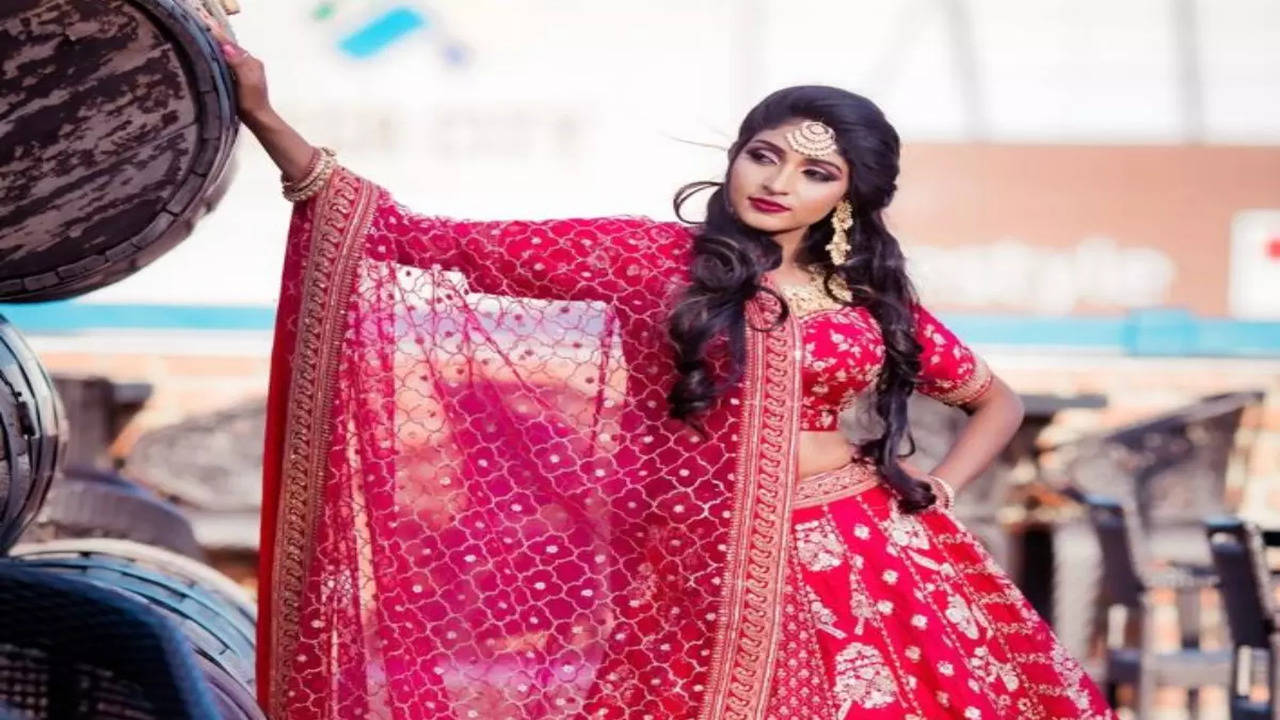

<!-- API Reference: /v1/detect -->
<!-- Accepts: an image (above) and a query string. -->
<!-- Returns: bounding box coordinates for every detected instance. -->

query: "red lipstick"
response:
[747,196,789,213]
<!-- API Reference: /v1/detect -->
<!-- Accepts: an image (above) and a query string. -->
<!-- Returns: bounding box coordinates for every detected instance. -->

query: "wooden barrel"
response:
[0,316,65,552]
[20,467,205,558]
[10,537,256,623]
[197,654,267,720]
[11,538,257,690]
[0,0,240,302]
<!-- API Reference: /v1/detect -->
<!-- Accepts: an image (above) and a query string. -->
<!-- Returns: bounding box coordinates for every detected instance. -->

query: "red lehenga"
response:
[257,164,1116,720]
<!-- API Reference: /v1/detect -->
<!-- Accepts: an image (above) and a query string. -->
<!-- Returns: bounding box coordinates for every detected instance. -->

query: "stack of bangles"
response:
[926,474,956,511]
[281,146,337,203]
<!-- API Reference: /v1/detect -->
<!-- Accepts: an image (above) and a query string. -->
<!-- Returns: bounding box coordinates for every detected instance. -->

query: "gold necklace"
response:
[775,272,851,317]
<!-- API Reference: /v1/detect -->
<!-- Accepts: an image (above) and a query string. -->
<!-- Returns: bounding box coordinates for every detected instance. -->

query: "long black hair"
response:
[666,85,935,511]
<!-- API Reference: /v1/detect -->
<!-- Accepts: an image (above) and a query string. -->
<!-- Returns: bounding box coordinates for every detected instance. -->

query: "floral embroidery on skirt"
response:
[793,518,845,572]
[778,466,1117,720]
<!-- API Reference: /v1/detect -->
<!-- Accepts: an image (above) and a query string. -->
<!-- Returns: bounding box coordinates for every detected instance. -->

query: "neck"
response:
[770,226,807,270]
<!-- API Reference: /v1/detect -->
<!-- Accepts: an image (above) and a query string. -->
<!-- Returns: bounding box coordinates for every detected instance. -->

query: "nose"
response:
[762,163,797,195]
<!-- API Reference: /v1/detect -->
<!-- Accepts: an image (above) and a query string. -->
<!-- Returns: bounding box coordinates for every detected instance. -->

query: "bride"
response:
[206,19,1115,720]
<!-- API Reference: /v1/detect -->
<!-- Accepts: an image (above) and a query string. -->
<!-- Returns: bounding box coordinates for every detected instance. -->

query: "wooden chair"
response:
[1051,389,1266,661]
[1205,516,1280,720]
[1084,495,1231,718]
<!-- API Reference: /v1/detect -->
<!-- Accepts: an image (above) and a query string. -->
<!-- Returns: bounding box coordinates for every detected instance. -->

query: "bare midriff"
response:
[797,430,863,480]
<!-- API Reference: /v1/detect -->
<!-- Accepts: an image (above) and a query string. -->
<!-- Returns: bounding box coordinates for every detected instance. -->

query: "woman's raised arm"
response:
[206,18,686,303]
[200,12,315,184]
[373,191,688,303]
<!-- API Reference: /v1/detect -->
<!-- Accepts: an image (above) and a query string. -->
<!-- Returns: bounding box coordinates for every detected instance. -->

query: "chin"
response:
[738,210,796,234]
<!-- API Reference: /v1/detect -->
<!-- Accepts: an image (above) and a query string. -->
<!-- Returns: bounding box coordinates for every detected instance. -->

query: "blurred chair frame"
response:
[1049,390,1267,663]
[1084,494,1231,719]
[1205,516,1280,720]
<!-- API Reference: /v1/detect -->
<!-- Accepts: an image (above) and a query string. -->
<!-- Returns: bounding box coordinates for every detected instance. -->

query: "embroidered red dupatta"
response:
[257,166,828,719]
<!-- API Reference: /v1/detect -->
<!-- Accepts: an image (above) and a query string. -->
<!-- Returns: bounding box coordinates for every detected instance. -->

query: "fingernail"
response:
[221,42,241,58]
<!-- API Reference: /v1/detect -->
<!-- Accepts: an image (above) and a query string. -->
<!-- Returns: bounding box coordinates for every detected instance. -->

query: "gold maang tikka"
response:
[827,200,854,266]
[785,120,838,158]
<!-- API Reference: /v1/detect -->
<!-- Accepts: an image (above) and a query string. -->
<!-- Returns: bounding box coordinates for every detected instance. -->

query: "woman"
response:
[210,23,1115,720]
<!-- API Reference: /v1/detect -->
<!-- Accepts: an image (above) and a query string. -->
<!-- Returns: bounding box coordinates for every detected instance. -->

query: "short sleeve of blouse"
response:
[912,304,994,407]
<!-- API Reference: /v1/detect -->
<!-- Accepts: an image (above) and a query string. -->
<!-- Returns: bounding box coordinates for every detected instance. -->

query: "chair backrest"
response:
[1083,494,1146,608]
[0,560,219,719]
[1085,491,1146,604]
[1205,516,1276,650]
[1064,391,1265,527]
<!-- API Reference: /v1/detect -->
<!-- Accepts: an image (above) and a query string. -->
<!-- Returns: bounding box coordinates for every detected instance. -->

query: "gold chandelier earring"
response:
[827,199,855,266]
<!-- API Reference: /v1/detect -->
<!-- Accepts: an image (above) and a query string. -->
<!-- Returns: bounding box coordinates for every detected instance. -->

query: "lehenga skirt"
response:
[785,459,1117,720]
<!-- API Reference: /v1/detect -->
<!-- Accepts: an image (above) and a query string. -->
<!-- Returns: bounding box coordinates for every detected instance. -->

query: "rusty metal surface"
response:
[0,0,238,301]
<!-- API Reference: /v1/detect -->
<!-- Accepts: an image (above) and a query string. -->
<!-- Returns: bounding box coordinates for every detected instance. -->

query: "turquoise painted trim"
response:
[0,303,1277,356]
[0,304,276,332]
[1122,308,1280,357]
[941,316,1125,349]
[945,308,1280,357]
[339,6,427,59]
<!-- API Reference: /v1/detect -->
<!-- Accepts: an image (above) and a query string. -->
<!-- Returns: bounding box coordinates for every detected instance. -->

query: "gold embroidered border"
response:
[793,461,880,509]
[932,354,994,407]
[267,168,377,718]
[700,291,801,720]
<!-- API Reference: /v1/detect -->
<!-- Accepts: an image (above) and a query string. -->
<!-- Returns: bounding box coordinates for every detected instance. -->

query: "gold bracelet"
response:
[282,146,325,190]
[926,474,956,511]
[283,155,332,201]
[282,146,335,196]
[282,148,337,203]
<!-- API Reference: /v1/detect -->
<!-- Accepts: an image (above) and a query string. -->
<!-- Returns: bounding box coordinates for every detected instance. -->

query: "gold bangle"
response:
[282,149,337,203]
[926,474,956,511]
[284,151,331,198]
[284,147,334,195]
[282,146,323,189]
[282,147,336,196]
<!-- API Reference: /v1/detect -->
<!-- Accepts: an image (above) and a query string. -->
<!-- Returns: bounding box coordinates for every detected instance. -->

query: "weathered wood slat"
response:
[0,0,238,302]
[0,315,65,553]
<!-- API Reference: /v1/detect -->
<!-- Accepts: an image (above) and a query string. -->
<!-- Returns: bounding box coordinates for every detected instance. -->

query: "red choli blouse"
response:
[796,304,993,431]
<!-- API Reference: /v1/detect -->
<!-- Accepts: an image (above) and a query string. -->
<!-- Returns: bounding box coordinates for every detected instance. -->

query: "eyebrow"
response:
[750,138,846,176]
